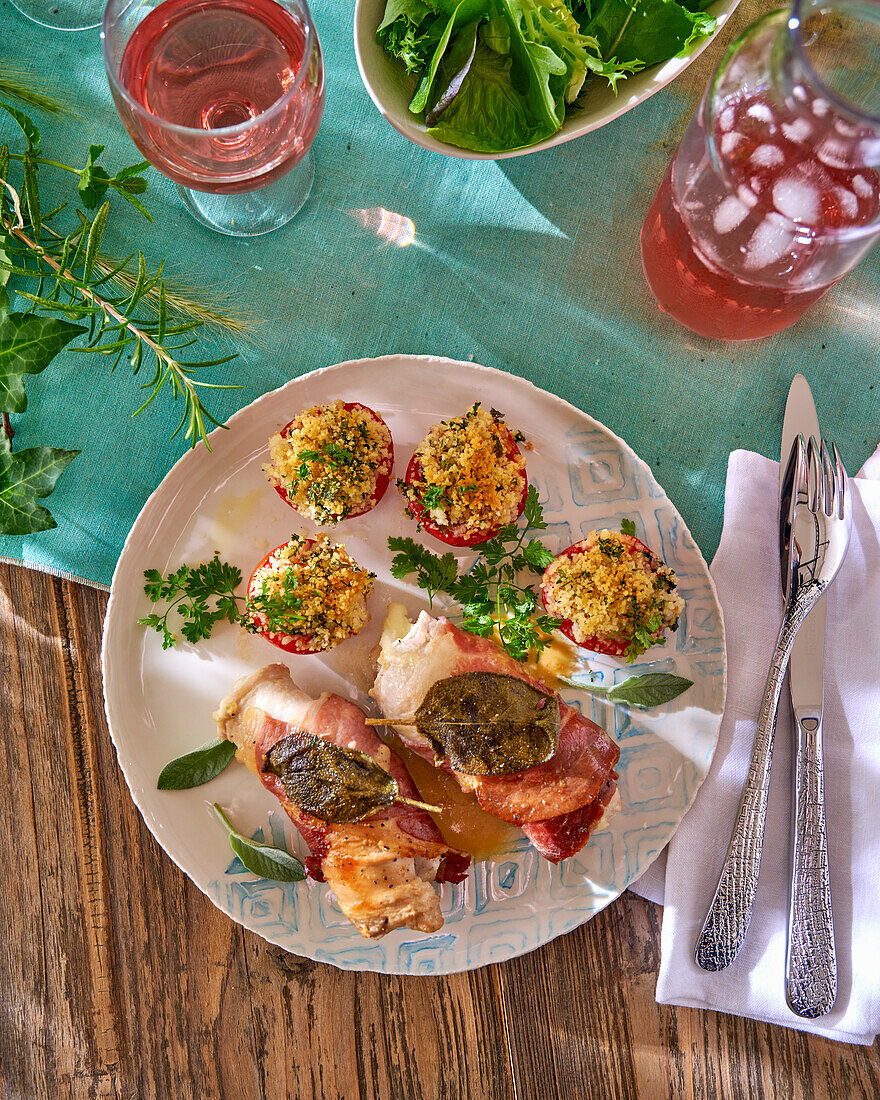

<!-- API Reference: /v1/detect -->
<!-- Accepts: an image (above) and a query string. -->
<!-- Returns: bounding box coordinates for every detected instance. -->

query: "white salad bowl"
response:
[354,0,740,160]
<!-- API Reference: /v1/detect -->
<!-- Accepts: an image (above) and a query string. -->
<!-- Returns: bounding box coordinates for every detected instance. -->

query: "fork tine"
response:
[806,436,821,512]
[819,438,835,517]
[832,442,847,520]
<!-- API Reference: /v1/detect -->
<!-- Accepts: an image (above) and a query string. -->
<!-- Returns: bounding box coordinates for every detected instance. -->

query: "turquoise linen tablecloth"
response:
[2,0,878,588]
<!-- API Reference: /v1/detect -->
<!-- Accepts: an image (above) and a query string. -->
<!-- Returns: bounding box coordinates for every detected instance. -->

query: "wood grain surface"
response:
[2,563,879,1100]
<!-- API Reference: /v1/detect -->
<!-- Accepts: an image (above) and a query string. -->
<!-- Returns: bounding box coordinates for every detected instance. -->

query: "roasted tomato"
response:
[265,400,394,524]
[541,530,682,659]
[246,535,374,654]
[400,406,528,547]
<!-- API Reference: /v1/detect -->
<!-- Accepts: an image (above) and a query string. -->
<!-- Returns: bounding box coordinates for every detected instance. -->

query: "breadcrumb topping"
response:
[543,530,683,658]
[400,404,526,537]
[246,535,374,650]
[263,400,392,525]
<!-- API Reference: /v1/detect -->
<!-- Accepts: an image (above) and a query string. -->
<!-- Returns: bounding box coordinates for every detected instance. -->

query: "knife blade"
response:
[779,373,836,1018]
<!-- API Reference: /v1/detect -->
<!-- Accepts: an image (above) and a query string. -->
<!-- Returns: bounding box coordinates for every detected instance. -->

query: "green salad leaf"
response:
[576,0,716,68]
[377,0,442,73]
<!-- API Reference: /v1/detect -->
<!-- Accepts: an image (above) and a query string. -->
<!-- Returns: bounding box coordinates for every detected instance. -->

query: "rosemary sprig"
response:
[0,83,248,449]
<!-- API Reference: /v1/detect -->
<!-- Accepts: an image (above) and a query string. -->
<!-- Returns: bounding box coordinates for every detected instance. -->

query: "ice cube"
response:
[744,213,796,269]
[793,85,808,102]
[751,144,785,168]
[859,138,880,165]
[781,118,812,144]
[813,98,829,117]
[852,174,875,198]
[719,106,735,132]
[713,194,751,234]
[748,102,774,123]
[835,118,860,137]
[721,132,745,156]
[772,175,820,223]
[832,185,858,219]
[737,184,759,209]
[750,177,765,193]
[817,138,850,168]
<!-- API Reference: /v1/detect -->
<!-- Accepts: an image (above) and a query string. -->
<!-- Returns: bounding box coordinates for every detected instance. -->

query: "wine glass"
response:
[102,0,325,237]
[11,0,102,31]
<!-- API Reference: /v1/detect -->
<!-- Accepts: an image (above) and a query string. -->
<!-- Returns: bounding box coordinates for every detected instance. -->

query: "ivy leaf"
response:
[0,290,86,413]
[0,435,79,534]
[157,737,236,789]
[212,804,306,882]
[78,144,112,208]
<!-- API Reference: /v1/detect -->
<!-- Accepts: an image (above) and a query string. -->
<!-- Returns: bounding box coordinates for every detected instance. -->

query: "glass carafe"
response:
[640,0,880,340]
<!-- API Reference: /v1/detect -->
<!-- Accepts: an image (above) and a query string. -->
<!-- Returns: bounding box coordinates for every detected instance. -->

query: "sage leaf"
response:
[157,736,236,790]
[415,671,560,775]
[0,292,86,413]
[264,733,403,823]
[559,672,693,709]
[212,803,305,882]
[0,436,79,534]
[607,673,694,709]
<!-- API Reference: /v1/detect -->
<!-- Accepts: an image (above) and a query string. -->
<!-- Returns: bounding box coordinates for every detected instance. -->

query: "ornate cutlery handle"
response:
[786,707,836,1016]
[695,586,818,971]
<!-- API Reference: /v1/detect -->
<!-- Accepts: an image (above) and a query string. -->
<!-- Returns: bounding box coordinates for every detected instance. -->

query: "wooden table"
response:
[3,563,879,1099]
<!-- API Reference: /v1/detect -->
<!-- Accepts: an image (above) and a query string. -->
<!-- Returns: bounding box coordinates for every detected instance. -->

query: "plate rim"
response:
[101,353,727,972]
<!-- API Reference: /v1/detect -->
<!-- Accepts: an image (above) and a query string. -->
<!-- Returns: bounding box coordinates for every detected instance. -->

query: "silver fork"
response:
[694,434,852,973]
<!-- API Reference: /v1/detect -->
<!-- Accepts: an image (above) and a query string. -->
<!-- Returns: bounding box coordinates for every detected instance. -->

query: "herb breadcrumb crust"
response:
[541,530,683,661]
[246,535,375,653]
[399,404,527,545]
[263,400,393,525]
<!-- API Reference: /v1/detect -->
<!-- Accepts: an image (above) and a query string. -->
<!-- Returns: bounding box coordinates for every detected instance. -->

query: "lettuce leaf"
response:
[427,40,561,151]
[409,0,492,111]
[378,0,443,74]
[576,0,716,66]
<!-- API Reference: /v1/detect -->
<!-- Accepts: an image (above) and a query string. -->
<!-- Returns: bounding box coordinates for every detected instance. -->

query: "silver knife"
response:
[779,374,837,1018]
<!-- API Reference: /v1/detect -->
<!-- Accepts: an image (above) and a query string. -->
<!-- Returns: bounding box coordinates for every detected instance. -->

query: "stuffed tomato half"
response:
[398,404,528,547]
[263,399,394,525]
[541,528,683,661]
[246,535,375,654]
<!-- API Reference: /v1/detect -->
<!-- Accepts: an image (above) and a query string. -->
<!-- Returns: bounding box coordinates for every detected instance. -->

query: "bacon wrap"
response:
[214,664,469,938]
[251,697,467,884]
[372,611,620,861]
[521,775,619,862]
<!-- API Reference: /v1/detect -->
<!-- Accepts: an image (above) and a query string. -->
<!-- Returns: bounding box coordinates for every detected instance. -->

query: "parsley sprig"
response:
[140,556,244,649]
[388,486,562,662]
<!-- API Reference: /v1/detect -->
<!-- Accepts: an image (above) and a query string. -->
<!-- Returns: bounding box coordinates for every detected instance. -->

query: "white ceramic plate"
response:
[353,0,740,160]
[102,355,725,974]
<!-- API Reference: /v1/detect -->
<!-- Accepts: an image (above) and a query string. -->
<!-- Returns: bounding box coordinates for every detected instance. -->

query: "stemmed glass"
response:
[11,0,102,31]
[102,0,325,236]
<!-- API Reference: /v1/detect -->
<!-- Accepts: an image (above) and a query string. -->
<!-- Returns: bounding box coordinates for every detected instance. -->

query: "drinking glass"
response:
[11,0,102,30]
[640,0,880,340]
[102,0,325,237]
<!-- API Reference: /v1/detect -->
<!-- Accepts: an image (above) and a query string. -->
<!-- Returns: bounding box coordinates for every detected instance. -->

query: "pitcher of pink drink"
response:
[641,0,880,340]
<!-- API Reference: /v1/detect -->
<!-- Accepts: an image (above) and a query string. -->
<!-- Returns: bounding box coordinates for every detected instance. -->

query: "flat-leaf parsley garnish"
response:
[139,555,244,648]
[388,485,562,661]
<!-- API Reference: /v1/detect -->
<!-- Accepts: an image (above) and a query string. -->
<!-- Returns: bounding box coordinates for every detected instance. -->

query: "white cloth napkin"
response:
[630,445,880,1045]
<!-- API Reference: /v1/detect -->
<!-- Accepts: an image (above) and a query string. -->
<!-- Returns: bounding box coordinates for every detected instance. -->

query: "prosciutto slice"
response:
[371,608,620,862]
[213,664,469,939]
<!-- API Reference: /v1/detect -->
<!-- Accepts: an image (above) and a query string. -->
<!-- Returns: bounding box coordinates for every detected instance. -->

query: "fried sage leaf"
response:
[414,671,560,776]
[263,733,421,824]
